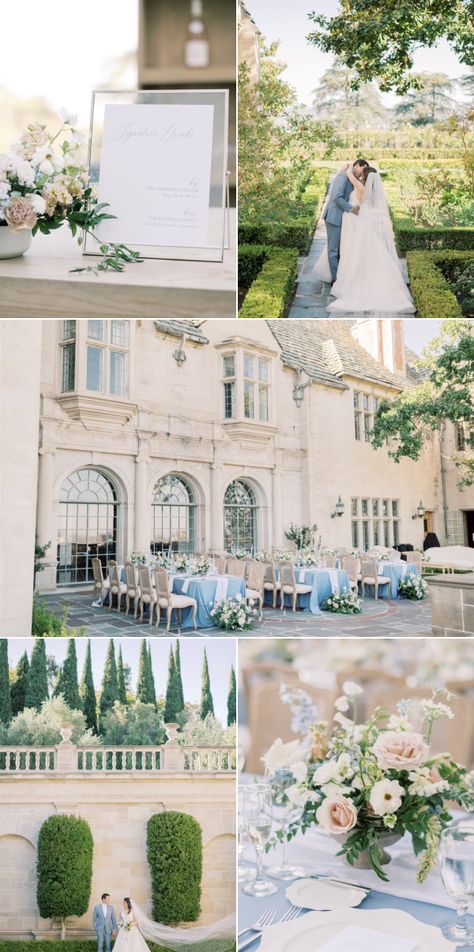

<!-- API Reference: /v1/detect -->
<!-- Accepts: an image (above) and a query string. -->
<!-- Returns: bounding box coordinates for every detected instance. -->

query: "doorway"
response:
[423,511,434,535]
[465,511,474,548]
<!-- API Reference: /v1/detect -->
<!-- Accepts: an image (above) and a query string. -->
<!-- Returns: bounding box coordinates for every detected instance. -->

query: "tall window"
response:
[151,475,196,554]
[351,497,400,551]
[222,350,271,422]
[455,423,471,452]
[224,480,258,552]
[60,320,129,395]
[222,354,236,419]
[60,321,76,393]
[354,391,376,442]
[57,469,118,585]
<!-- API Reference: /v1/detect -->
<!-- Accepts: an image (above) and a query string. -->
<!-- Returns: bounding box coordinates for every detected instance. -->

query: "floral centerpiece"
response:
[149,553,171,569]
[129,551,147,566]
[210,593,256,631]
[322,588,362,615]
[195,556,212,575]
[398,575,428,600]
[231,548,252,560]
[271,684,474,882]
[171,554,189,573]
[284,523,320,550]
[0,114,141,271]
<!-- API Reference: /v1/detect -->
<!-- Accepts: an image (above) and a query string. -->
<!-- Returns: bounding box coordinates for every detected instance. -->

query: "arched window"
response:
[151,475,196,554]
[57,469,118,585]
[224,480,258,552]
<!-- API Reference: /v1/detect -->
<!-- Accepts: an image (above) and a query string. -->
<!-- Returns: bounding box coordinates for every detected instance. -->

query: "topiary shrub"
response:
[37,815,93,936]
[239,245,298,318]
[147,811,202,924]
[406,250,474,318]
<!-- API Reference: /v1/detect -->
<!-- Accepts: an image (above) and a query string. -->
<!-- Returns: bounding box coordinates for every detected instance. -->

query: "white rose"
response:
[369,778,404,815]
[262,737,307,771]
[285,783,308,807]
[292,760,308,783]
[313,761,340,785]
[316,795,358,834]
[320,782,346,797]
[29,193,46,214]
[372,731,430,772]
[342,681,363,697]
[335,696,350,712]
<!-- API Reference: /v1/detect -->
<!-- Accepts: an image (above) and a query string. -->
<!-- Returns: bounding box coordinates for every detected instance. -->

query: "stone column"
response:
[134,450,149,553]
[271,464,282,551]
[210,459,224,552]
[35,446,58,591]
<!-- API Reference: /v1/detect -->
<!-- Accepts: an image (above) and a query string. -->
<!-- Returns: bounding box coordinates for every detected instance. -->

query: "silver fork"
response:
[238,906,303,951]
[237,906,275,940]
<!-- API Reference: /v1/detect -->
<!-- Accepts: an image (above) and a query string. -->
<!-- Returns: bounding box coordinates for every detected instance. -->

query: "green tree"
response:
[199,649,214,721]
[148,642,157,708]
[174,640,185,713]
[227,665,236,726]
[311,64,388,129]
[137,639,155,706]
[54,640,81,710]
[10,650,30,716]
[372,320,474,489]
[307,1,474,94]
[147,812,202,923]
[163,647,181,723]
[394,73,459,125]
[37,815,94,938]
[117,645,128,706]
[80,641,98,734]
[99,639,118,732]
[0,640,12,725]
[25,640,48,711]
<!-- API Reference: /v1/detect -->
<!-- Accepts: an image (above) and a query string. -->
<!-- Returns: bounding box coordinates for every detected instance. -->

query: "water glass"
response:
[265,766,306,880]
[439,820,474,946]
[241,783,278,897]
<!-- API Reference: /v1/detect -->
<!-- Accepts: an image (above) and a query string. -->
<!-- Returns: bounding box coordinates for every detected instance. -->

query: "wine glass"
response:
[241,784,278,897]
[237,787,255,883]
[439,820,474,946]
[265,766,306,880]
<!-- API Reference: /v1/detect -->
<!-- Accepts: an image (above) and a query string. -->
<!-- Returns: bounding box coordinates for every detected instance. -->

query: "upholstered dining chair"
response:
[92,558,110,608]
[213,555,227,574]
[360,558,391,599]
[405,551,422,571]
[153,567,197,632]
[341,555,361,591]
[262,559,281,608]
[124,562,140,618]
[322,554,338,568]
[245,561,265,616]
[137,566,158,626]
[278,560,312,611]
[108,562,127,612]
[226,557,247,578]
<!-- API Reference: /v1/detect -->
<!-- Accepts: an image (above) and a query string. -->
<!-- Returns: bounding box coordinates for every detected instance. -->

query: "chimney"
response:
[351,320,405,375]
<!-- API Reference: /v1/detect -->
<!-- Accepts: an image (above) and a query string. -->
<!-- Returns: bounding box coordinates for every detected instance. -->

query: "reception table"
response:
[377,560,419,598]
[268,567,351,616]
[239,825,474,950]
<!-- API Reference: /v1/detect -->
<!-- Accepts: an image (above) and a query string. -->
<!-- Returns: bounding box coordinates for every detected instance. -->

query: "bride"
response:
[316,163,415,315]
[113,897,234,952]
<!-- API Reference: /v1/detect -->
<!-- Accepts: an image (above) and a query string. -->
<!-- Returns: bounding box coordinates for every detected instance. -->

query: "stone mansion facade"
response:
[1,317,473,634]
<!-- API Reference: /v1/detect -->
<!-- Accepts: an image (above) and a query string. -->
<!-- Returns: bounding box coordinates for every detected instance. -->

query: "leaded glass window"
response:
[151,475,196,554]
[224,480,257,552]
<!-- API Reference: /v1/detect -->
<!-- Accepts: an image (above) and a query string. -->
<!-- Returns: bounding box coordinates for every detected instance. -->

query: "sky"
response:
[247,0,471,107]
[402,320,441,355]
[7,638,235,725]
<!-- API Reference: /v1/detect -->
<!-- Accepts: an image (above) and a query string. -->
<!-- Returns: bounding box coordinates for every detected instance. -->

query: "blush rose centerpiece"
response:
[264,683,474,882]
[0,113,142,273]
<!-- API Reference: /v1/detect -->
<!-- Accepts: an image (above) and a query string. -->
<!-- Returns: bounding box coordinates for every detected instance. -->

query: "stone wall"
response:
[428,573,474,636]
[0,772,235,939]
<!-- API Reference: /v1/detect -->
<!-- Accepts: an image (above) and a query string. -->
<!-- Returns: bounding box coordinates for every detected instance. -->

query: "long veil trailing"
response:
[130,900,235,952]
[359,171,401,267]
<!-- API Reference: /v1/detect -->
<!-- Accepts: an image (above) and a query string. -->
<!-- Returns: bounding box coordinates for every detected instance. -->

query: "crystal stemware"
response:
[265,766,306,880]
[439,820,474,946]
[241,783,278,896]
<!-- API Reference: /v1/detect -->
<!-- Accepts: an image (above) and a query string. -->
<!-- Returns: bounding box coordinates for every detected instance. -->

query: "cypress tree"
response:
[163,647,180,722]
[80,641,97,734]
[117,645,128,705]
[137,639,153,704]
[148,642,157,709]
[227,665,236,726]
[54,640,81,710]
[11,651,30,716]
[99,639,118,731]
[25,639,49,711]
[0,640,12,725]
[174,640,185,713]
[199,649,214,721]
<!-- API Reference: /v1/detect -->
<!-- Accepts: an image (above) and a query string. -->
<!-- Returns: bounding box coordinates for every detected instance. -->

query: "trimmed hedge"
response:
[239,169,330,254]
[406,250,474,318]
[393,216,474,255]
[0,942,235,952]
[147,811,202,925]
[239,244,298,318]
[37,815,93,920]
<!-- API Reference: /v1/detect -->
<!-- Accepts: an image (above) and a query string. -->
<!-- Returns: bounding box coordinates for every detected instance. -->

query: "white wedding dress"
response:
[317,174,415,315]
[113,900,235,952]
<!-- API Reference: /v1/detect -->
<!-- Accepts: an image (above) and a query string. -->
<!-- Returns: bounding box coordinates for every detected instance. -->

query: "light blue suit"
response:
[93,903,117,952]
[322,171,355,282]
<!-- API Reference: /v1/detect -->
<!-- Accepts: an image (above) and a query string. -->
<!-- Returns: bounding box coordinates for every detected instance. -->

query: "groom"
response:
[93,893,117,952]
[322,158,369,283]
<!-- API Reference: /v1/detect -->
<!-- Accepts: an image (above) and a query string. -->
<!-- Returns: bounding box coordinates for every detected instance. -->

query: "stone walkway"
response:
[40,592,432,638]
[288,184,413,319]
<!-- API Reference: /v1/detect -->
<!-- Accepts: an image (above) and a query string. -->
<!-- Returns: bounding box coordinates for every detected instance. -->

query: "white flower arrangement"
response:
[195,556,212,575]
[272,686,474,883]
[129,551,147,565]
[231,548,252,560]
[398,575,428,600]
[322,588,362,615]
[171,554,189,573]
[210,593,256,631]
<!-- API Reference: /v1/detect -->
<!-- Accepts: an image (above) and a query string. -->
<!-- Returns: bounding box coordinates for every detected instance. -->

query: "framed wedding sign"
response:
[84,89,229,262]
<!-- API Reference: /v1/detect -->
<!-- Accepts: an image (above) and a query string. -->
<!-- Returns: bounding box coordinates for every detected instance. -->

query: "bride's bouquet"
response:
[267,684,474,882]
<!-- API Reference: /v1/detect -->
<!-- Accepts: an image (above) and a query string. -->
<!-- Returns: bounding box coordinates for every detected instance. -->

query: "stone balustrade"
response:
[0,743,236,775]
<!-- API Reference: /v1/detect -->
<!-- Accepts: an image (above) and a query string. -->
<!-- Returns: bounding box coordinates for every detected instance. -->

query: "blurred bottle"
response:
[185,0,209,68]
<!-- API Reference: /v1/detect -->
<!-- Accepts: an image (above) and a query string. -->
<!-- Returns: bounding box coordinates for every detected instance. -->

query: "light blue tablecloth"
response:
[266,568,351,616]
[172,574,246,629]
[377,561,419,599]
[239,868,474,950]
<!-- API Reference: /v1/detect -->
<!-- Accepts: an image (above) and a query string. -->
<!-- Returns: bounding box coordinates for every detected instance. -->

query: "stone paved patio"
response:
[40,591,432,637]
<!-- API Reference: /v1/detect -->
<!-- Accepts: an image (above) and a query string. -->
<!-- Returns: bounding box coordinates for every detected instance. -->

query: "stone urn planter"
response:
[164,722,180,744]
[0,225,32,259]
[335,832,402,869]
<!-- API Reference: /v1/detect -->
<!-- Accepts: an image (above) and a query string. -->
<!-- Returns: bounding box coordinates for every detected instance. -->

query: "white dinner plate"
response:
[258,908,452,952]
[286,877,366,910]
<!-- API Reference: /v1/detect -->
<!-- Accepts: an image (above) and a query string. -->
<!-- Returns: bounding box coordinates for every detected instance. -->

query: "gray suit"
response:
[322,171,355,282]
[93,903,117,952]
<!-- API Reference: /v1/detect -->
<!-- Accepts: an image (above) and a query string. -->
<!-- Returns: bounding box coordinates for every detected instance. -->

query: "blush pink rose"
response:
[5,196,37,231]
[372,731,429,772]
[316,795,358,834]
